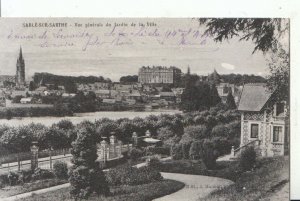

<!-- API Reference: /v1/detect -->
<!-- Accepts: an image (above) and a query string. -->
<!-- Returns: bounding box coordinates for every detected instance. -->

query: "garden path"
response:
[2,157,234,201]
[153,172,234,201]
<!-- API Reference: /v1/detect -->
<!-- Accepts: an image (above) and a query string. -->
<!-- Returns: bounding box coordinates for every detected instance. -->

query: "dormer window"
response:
[275,102,285,117]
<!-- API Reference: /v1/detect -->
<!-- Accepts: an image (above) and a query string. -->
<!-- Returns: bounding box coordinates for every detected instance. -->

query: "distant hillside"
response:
[33,73,112,85]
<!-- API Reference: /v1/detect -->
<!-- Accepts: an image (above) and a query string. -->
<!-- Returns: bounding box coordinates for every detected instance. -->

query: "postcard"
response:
[0,17,290,201]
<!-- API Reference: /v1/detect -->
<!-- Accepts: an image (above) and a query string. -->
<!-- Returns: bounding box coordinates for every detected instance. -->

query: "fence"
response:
[0,148,71,173]
[0,142,132,173]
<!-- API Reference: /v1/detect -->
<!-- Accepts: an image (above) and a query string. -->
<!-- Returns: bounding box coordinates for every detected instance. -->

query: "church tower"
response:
[16,47,25,87]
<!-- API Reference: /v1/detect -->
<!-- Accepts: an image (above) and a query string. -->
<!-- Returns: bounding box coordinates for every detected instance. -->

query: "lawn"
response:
[19,179,185,201]
[203,156,289,201]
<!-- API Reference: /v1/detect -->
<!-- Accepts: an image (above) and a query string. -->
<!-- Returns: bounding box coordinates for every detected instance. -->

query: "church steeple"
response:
[19,46,23,60]
[16,46,25,87]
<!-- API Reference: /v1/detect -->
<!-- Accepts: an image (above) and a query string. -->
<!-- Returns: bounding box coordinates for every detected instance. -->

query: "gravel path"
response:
[153,172,234,201]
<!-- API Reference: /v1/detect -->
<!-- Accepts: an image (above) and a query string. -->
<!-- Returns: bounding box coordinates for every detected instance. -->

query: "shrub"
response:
[105,164,162,186]
[7,171,19,186]
[146,146,170,156]
[180,125,208,144]
[239,146,256,171]
[128,148,144,160]
[147,156,161,169]
[53,161,68,179]
[181,143,191,159]
[199,139,219,169]
[210,137,232,156]
[189,141,202,160]
[31,168,55,181]
[157,127,174,141]
[211,124,230,138]
[170,144,182,160]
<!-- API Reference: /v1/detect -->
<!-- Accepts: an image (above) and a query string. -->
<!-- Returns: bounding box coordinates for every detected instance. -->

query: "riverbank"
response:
[0,109,182,126]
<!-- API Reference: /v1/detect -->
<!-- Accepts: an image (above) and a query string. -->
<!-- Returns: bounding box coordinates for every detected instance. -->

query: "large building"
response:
[16,47,26,87]
[138,66,182,84]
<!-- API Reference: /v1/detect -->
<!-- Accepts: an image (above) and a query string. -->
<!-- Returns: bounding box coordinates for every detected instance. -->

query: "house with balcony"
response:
[232,83,289,158]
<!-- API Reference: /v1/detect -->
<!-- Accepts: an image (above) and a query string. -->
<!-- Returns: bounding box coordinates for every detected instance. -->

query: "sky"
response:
[0,18,274,81]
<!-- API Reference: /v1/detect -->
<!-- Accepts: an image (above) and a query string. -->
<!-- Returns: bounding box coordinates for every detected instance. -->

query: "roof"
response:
[238,84,272,112]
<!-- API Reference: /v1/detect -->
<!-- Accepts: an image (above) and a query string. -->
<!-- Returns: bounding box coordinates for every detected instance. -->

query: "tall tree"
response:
[266,46,289,103]
[210,84,221,106]
[69,125,109,200]
[226,90,237,109]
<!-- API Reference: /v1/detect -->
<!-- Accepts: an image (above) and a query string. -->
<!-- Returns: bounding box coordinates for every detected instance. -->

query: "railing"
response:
[0,144,133,173]
[0,148,71,165]
[231,139,260,158]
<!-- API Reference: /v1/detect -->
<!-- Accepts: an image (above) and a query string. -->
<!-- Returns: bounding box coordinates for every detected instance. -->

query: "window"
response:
[273,126,283,143]
[250,124,259,138]
[276,102,285,116]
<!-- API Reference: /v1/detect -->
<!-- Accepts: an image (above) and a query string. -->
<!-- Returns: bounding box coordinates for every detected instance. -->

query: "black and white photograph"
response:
[0,17,290,200]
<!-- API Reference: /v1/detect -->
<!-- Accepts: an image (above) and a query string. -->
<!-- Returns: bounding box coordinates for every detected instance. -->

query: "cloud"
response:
[221,63,235,70]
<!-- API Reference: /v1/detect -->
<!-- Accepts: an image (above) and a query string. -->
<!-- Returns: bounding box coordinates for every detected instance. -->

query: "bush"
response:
[189,141,202,160]
[211,124,230,138]
[146,146,170,156]
[53,161,68,179]
[105,164,162,186]
[239,146,256,171]
[147,156,161,169]
[31,168,55,181]
[199,139,219,169]
[128,148,144,160]
[7,171,19,186]
[171,144,182,160]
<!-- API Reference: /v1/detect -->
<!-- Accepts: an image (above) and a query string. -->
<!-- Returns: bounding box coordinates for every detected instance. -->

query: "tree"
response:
[189,141,202,160]
[120,75,138,83]
[210,84,221,106]
[226,90,236,109]
[200,18,289,103]
[64,81,77,93]
[29,81,36,91]
[69,126,109,200]
[199,18,289,53]
[199,139,219,169]
[266,46,289,103]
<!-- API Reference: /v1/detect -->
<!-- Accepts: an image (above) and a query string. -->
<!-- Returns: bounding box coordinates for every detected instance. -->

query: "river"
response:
[0,110,182,127]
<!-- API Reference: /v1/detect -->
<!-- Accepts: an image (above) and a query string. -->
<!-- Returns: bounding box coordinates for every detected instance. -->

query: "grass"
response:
[19,179,185,201]
[0,178,67,198]
[203,156,289,201]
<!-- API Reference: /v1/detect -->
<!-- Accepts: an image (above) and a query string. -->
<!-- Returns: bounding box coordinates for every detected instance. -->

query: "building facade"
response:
[138,66,182,84]
[234,84,289,157]
[16,47,26,87]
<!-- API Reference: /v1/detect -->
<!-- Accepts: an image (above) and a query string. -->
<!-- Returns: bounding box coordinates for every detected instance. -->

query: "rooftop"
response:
[238,83,272,112]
